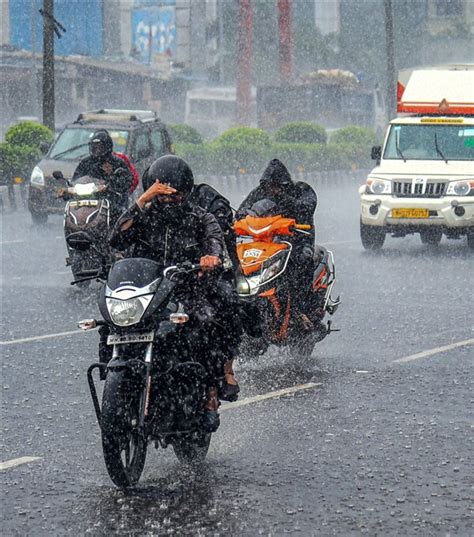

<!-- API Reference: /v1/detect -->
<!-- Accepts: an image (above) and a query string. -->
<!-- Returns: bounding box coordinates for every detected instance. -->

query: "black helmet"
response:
[142,155,194,199]
[89,130,113,158]
[260,159,293,191]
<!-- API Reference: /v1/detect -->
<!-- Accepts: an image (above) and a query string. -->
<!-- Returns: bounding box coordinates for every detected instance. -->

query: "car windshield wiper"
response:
[395,132,406,162]
[434,131,448,163]
[52,142,90,160]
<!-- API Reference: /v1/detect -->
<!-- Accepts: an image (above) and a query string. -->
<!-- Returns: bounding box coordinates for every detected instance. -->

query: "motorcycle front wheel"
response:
[101,370,147,487]
[172,433,211,465]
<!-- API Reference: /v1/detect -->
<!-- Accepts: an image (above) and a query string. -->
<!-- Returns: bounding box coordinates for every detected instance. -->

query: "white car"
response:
[359,116,474,249]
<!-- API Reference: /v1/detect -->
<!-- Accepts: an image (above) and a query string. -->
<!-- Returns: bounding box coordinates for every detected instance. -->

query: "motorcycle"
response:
[234,199,340,358]
[54,170,114,287]
[78,256,221,488]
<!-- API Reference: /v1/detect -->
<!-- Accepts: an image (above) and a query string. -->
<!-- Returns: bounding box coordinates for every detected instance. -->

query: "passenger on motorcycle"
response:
[236,158,320,326]
[109,155,242,431]
[69,130,133,219]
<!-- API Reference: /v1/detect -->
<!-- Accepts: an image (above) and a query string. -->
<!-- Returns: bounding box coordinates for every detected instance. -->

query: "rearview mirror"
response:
[371,145,382,161]
[52,170,65,180]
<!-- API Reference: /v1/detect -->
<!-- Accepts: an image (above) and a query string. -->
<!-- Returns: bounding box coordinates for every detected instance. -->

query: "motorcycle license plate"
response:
[392,208,429,219]
[107,332,154,345]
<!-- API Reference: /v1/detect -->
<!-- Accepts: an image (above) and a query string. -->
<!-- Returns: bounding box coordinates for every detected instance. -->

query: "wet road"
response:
[1,179,473,536]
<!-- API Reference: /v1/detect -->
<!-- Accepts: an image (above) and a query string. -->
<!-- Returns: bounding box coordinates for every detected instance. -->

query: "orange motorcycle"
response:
[234,199,340,357]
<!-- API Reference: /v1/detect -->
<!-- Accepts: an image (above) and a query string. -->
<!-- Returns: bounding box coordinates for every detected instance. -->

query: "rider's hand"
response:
[98,184,108,192]
[56,187,65,198]
[137,181,177,208]
[199,255,221,276]
[101,162,113,175]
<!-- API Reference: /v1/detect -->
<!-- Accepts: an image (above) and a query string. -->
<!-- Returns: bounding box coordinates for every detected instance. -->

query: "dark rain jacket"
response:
[235,159,318,224]
[73,153,133,212]
[109,201,224,266]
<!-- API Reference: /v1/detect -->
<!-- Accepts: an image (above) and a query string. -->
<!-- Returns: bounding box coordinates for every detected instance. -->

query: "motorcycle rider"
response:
[236,158,319,326]
[70,129,133,219]
[108,155,242,430]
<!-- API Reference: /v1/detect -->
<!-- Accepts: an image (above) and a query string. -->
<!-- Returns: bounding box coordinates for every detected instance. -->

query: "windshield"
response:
[384,124,474,161]
[49,128,129,160]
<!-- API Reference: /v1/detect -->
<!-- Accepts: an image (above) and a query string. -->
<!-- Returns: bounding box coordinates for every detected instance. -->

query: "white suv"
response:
[359,116,474,249]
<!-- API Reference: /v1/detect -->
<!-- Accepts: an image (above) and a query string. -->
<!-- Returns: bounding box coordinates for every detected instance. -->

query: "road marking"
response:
[0,456,42,471]
[393,338,474,364]
[0,328,96,346]
[324,239,359,246]
[0,239,25,245]
[221,382,321,411]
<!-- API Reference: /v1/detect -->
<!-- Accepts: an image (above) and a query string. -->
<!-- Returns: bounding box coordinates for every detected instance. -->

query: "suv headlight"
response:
[106,295,153,326]
[366,178,391,194]
[446,180,474,196]
[30,166,45,186]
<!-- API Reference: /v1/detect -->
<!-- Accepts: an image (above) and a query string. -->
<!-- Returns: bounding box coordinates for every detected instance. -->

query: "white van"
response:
[184,86,256,139]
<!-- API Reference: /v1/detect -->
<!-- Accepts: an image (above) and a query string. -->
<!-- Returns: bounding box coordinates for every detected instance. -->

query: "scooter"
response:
[54,170,112,287]
[234,199,340,358]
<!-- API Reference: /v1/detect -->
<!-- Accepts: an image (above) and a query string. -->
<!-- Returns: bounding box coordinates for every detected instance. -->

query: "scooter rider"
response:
[236,159,319,325]
[71,130,133,219]
[108,155,242,431]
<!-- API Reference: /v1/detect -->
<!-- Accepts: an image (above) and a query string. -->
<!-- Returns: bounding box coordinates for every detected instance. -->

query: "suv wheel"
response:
[30,210,48,225]
[420,229,442,246]
[360,220,385,250]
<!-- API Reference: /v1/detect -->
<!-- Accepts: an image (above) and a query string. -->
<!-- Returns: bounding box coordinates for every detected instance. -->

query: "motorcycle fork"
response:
[140,342,154,427]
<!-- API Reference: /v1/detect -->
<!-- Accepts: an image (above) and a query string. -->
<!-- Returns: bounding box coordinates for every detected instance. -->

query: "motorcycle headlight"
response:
[106,295,152,327]
[366,178,391,195]
[30,166,45,187]
[446,180,474,196]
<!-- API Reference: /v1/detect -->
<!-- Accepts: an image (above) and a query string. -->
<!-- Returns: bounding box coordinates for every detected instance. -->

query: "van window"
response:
[190,100,214,118]
[215,100,235,118]
[133,132,152,160]
[151,129,165,155]
[49,128,129,160]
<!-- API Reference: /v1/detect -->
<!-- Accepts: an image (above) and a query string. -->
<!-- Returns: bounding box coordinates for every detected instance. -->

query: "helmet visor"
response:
[89,140,107,158]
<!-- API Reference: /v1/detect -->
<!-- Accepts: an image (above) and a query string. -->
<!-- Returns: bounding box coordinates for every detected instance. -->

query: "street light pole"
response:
[384,0,396,121]
[42,0,55,131]
[236,0,253,125]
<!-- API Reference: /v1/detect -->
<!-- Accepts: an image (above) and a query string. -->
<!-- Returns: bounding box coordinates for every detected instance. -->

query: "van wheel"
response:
[360,221,385,250]
[420,229,442,246]
[467,233,474,250]
[30,210,48,225]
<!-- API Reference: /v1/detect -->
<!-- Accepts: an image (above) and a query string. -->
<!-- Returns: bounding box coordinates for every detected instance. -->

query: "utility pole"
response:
[277,0,293,83]
[42,0,55,130]
[236,0,253,125]
[384,0,396,121]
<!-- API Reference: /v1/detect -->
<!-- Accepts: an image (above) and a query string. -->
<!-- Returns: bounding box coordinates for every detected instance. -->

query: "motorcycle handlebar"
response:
[163,263,201,280]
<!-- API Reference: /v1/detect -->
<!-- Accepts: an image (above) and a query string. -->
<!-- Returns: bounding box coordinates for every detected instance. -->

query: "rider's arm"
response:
[234,187,262,220]
[72,159,88,181]
[108,202,143,250]
[200,211,225,259]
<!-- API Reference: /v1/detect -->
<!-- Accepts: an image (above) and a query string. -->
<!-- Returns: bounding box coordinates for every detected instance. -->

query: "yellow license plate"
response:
[392,208,429,219]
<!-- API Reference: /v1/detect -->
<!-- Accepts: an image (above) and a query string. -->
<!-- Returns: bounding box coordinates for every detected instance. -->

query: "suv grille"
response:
[392,181,446,198]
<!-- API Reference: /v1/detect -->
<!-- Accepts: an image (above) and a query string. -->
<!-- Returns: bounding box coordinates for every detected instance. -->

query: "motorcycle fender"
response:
[107,356,145,374]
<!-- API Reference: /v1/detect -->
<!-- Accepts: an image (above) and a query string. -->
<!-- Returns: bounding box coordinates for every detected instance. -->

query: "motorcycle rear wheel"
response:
[101,370,147,487]
[172,433,211,465]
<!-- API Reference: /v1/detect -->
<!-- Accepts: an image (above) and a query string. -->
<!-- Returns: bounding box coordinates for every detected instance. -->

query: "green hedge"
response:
[5,121,54,148]
[274,121,327,145]
[173,124,372,175]
[1,122,53,185]
[168,123,203,145]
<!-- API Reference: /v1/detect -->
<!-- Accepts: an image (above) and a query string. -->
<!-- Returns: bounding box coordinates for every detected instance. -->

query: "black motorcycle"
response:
[78,257,220,487]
